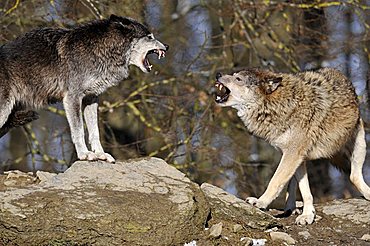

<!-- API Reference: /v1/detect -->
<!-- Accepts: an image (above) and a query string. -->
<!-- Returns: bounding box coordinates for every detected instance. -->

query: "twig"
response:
[5,0,20,15]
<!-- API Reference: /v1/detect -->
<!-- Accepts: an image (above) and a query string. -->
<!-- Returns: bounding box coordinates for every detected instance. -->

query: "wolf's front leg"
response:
[283,162,315,225]
[63,93,90,159]
[246,152,304,209]
[82,95,115,163]
[63,93,110,162]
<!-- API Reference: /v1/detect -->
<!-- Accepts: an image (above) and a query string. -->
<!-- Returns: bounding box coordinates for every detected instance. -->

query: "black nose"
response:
[164,44,169,51]
[216,72,222,80]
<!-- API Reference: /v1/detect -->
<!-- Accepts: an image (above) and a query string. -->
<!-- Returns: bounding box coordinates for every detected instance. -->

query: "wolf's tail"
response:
[329,118,365,174]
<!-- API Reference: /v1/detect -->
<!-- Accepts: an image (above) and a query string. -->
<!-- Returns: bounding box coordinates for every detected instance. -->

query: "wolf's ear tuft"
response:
[110,14,120,22]
[263,77,282,94]
[110,15,132,26]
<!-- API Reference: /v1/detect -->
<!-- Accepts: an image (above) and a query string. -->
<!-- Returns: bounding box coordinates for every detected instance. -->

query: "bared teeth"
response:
[157,50,166,59]
[214,82,230,103]
[215,83,224,90]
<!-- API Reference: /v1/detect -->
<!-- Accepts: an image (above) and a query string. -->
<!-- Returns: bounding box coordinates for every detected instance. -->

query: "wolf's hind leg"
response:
[83,95,115,163]
[294,162,315,225]
[349,120,370,200]
[284,162,315,224]
[284,176,297,215]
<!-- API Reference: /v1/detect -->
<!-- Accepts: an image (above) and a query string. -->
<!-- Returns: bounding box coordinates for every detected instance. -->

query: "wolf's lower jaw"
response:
[78,151,115,163]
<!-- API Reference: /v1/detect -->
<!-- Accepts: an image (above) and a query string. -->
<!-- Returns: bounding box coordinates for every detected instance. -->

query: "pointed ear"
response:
[110,14,120,22]
[109,15,132,26]
[263,77,282,94]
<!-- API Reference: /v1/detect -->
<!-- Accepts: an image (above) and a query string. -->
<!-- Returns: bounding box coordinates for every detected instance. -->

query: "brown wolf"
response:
[0,15,168,163]
[214,68,370,225]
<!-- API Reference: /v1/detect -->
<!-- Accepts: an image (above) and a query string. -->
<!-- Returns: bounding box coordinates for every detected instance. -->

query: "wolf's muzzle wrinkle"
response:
[214,81,230,103]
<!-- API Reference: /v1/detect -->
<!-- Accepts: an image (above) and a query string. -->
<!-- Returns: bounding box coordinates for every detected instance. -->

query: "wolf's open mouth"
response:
[143,49,166,72]
[214,82,231,103]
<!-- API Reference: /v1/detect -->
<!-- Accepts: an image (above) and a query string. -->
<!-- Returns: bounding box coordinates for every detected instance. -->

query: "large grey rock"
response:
[320,198,370,224]
[0,158,209,246]
[200,183,278,229]
[1,158,370,246]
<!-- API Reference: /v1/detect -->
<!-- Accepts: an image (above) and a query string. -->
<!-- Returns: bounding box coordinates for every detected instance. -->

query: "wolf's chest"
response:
[82,68,129,95]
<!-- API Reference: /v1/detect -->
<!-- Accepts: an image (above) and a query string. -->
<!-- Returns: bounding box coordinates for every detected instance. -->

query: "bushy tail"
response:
[329,118,363,174]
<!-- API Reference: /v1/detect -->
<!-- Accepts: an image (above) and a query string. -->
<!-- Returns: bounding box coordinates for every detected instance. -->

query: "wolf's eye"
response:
[236,77,242,81]
[148,34,154,40]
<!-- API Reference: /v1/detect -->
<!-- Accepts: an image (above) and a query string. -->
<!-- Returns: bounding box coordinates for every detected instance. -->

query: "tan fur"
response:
[215,67,370,225]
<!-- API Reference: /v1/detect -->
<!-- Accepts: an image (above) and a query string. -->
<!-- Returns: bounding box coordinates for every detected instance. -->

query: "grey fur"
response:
[0,15,168,163]
[214,68,370,225]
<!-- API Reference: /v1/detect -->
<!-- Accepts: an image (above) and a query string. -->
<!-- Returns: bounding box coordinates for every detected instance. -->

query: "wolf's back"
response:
[289,68,360,160]
[1,27,68,67]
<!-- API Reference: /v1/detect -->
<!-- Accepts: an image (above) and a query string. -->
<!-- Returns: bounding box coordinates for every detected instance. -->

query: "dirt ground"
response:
[195,205,370,246]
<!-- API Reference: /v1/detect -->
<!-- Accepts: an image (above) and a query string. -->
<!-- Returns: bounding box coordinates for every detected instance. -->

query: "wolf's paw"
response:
[246,197,268,209]
[361,187,370,200]
[283,208,302,217]
[79,151,115,163]
[295,212,315,225]
[96,152,115,163]
[291,208,303,215]
[284,201,304,216]
[79,151,100,162]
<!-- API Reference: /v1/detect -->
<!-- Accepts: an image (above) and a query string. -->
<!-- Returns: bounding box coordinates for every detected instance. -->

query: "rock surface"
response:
[201,183,277,230]
[0,158,209,245]
[269,231,296,245]
[0,158,369,246]
[208,222,223,238]
[321,198,370,224]
[0,157,275,246]
[360,234,370,242]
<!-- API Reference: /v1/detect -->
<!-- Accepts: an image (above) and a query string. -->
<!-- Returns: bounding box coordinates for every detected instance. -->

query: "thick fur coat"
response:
[0,15,168,162]
[215,68,370,225]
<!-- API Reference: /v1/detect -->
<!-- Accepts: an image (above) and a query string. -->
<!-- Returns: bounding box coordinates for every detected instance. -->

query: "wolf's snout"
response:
[214,81,230,103]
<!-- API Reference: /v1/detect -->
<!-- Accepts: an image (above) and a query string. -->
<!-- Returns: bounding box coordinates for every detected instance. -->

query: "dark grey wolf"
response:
[214,68,370,225]
[0,15,168,163]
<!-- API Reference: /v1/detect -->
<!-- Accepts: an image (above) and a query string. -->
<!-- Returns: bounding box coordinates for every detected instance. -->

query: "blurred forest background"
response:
[0,0,369,207]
